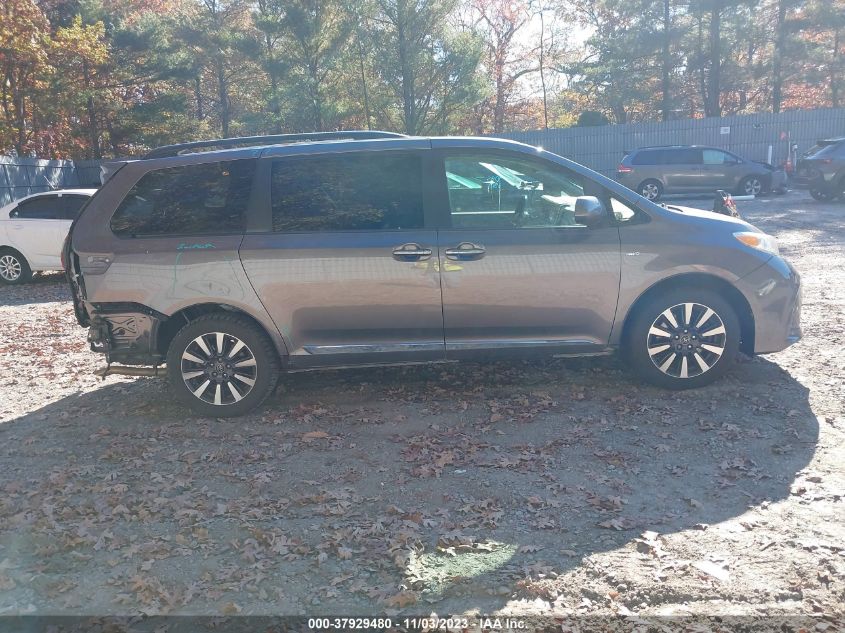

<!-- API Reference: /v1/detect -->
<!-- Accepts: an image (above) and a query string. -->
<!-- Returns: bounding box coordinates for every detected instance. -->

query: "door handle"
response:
[392,242,432,262]
[445,242,486,261]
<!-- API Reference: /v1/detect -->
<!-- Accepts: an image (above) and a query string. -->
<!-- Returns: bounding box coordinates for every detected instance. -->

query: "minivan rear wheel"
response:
[637,179,663,201]
[166,313,280,417]
[625,289,740,390]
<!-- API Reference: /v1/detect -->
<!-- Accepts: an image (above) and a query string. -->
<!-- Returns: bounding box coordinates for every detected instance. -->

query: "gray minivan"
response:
[66,132,802,417]
[617,145,776,201]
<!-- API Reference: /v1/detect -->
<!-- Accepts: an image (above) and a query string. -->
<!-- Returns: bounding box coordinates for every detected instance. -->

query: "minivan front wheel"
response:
[626,289,740,390]
[166,313,280,417]
[638,179,663,201]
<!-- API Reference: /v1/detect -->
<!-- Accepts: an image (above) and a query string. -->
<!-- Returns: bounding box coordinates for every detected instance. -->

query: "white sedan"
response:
[0,189,97,284]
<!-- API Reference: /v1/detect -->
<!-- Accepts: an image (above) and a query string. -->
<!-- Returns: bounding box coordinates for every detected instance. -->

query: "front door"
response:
[433,150,621,357]
[239,150,445,366]
[699,149,734,190]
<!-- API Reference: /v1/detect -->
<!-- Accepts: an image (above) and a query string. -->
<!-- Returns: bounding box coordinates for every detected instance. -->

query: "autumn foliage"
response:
[1,0,843,158]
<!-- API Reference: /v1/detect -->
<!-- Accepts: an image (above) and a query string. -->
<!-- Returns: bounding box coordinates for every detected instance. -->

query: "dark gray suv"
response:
[66,131,802,417]
[617,145,775,201]
[794,137,845,201]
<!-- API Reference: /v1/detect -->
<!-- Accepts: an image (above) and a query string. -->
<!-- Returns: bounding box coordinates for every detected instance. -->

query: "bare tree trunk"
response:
[697,8,707,115]
[539,8,548,130]
[194,74,204,121]
[832,28,841,108]
[661,0,671,121]
[357,36,371,130]
[82,60,101,159]
[308,60,323,132]
[771,0,787,114]
[707,4,721,117]
[493,57,506,133]
[215,55,230,137]
[396,0,417,134]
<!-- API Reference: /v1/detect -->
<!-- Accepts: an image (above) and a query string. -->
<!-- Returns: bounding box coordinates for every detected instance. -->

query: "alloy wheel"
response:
[646,302,727,379]
[0,254,22,281]
[180,332,258,406]
[641,183,660,200]
[743,178,762,195]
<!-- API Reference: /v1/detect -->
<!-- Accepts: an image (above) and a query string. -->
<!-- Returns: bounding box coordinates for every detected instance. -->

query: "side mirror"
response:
[574,196,606,227]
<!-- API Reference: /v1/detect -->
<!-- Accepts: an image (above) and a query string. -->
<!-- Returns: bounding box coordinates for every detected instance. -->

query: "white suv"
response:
[0,189,96,284]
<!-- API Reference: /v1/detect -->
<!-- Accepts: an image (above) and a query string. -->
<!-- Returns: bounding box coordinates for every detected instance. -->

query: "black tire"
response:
[0,248,32,285]
[637,179,663,201]
[625,288,740,390]
[809,187,835,202]
[166,313,280,417]
[737,175,764,197]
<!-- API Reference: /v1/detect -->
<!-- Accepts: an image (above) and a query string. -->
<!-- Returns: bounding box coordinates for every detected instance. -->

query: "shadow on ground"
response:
[0,352,818,616]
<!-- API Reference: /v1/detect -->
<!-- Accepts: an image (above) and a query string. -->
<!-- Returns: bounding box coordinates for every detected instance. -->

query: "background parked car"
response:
[0,189,96,284]
[793,137,845,201]
[616,145,779,201]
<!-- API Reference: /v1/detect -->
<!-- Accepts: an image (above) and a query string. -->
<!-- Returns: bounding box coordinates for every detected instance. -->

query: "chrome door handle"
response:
[444,242,486,261]
[392,242,432,262]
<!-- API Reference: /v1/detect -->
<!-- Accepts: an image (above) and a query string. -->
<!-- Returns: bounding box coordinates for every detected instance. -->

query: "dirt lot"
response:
[0,192,843,625]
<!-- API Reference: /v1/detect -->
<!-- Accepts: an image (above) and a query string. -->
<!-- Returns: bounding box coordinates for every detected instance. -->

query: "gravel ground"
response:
[0,192,842,625]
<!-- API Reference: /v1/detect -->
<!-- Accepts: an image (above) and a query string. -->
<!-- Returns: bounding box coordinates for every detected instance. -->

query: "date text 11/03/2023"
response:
[307,617,528,630]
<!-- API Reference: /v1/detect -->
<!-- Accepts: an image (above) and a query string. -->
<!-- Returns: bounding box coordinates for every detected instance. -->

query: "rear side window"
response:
[110,160,255,237]
[271,152,424,232]
[11,196,61,219]
[674,148,702,164]
[631,150,664,165]
[59,195,89,220]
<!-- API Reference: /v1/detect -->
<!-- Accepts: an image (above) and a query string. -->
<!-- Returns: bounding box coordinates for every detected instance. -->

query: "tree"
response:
[371,0,482,134]
[278,0,354,131]
[468,0,535,133]
[0,0,52,154]
[562,0,663,123]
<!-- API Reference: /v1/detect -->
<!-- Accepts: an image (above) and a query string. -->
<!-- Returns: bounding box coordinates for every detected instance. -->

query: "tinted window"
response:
[59,195,89,220]
[444,153,587,229]
[631,150,664,165]
[111,160,255,237]
[271,152,424,232]
[11,196,61,219]
[673,148,702,164]
[703,149,728,165]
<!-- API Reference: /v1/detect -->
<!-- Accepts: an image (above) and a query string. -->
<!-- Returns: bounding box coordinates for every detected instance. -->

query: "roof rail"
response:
[143,131,406,159]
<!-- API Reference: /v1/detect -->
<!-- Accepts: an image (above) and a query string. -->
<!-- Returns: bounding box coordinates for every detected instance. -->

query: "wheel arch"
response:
[619,273,755,356]
[157,303,288,360]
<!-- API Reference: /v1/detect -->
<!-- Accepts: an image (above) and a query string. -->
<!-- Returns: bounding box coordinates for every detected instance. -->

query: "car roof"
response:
[130,135,546,167]
[633,145,724,151]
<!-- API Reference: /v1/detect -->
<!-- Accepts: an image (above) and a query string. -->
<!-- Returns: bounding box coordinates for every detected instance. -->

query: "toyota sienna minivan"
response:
[65,131,802,417]
[617,145,776,200]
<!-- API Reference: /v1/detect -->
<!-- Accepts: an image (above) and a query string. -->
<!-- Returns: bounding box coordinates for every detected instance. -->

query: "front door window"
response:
[444,155,588,229]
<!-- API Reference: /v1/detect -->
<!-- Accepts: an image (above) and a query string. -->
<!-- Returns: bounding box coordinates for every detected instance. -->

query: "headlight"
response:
[733,231,779,256]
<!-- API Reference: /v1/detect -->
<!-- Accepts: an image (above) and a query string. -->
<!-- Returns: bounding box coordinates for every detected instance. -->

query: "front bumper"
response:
[737,256,802,354]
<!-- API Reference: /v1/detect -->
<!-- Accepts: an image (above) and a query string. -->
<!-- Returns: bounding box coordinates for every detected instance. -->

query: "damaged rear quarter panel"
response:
[71,157,287,362]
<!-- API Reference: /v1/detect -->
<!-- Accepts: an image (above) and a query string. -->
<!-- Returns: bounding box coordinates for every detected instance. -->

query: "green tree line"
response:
[1,0,843,158]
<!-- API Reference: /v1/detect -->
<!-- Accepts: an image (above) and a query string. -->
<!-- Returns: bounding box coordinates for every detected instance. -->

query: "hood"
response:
[660,203,758,230]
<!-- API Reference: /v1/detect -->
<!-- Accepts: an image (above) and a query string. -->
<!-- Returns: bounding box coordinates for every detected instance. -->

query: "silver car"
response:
[617,145,777,201]
[66,132,802,417]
